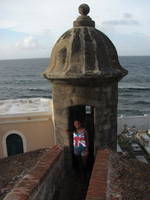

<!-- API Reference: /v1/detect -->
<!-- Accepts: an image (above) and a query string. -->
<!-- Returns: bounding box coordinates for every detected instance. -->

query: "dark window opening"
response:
[6,134,24,156]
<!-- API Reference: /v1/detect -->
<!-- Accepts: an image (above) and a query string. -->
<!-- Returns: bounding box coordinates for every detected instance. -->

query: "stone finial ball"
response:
[78,4,90,15]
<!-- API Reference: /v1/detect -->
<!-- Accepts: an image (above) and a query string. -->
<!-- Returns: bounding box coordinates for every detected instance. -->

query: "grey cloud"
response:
[102,13,139,26]
[15,36,41,50]
[102,19,139,26]
[124,13,132,19]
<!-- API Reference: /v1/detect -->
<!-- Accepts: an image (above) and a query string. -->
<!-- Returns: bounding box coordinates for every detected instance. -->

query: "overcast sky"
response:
[0,0,150,60]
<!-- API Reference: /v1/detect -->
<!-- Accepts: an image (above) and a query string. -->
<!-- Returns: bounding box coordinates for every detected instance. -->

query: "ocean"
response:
[0,56,150,116]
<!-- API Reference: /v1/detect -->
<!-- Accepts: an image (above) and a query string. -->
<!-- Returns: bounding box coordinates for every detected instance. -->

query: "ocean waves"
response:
[119,86,150,92]
[0,56,150,116]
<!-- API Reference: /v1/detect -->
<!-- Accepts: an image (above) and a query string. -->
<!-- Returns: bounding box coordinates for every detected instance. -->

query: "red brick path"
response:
[4,145,62,200]
[86,149,111,200]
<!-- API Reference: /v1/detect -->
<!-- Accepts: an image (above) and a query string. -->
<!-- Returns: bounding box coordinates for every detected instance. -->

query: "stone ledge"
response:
[86,149,111,200]
[4,145,63,200]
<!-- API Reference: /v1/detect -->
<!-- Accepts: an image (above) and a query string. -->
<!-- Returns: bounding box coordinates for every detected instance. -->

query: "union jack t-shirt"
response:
[73,132,86,147]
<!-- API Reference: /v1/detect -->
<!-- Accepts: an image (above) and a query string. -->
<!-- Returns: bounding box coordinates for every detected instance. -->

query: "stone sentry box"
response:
[43,4,127,152]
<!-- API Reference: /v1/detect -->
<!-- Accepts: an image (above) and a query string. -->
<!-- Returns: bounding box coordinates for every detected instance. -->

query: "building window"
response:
[6,134,24,156]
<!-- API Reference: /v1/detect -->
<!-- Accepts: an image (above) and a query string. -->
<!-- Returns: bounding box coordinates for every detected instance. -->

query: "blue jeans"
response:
[74,144,86,156]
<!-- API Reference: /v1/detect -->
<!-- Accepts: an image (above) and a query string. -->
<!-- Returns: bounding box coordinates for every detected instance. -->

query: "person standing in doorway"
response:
[66,120,89,171]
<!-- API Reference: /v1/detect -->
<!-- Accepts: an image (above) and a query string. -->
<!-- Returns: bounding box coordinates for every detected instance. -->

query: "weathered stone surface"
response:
[43,4,128,152]
[108,153,150,200]
[43,26,127,80]
[4,146,64,200]
[43,4,127,81]
[0,149,46,199]
[78,4,90,16]
[52,82,118,151]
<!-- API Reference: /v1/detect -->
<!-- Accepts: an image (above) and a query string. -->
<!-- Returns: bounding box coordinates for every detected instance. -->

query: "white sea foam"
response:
[0,98,51,115]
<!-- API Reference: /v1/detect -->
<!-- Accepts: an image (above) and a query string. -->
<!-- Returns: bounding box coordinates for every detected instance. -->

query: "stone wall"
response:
[4,145,64,200]
[86,149,111,200]
[52,81,118,151]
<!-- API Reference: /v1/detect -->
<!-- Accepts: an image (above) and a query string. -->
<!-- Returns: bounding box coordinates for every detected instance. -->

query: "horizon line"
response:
[0,55,150,61]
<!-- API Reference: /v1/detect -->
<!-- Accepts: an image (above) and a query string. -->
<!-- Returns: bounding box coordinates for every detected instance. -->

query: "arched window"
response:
[6,134,24,156]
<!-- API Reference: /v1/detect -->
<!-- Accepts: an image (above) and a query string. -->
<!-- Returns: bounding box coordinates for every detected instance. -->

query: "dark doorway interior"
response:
[6,134,24,156]
[68,105,95,167]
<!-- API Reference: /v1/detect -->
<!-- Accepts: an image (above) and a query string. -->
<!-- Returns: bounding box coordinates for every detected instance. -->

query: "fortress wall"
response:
[52,82,118,151]
[4,145,64,200]
[86,149,111,200]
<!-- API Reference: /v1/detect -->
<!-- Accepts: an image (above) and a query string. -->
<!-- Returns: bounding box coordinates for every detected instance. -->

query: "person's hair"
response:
[74,120,81,123]
[73,120,84,127]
